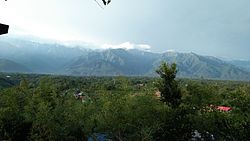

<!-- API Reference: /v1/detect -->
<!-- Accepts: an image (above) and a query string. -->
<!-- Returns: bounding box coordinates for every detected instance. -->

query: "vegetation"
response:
[0,63,250,140]
[155,62,181,108]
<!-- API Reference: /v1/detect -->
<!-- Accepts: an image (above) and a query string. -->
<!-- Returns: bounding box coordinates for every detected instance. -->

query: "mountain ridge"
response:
[0,37,250,81]
[0,59,32,73]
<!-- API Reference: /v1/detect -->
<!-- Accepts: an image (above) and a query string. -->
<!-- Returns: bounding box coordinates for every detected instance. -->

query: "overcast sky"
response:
[0,0,250,60]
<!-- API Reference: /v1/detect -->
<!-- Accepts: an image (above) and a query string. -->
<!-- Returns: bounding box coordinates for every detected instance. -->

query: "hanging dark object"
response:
[107,0,111,5]
[0,1,8,35]
[0,23,9,35]
[102,0,111,5]
[94,0,111,9]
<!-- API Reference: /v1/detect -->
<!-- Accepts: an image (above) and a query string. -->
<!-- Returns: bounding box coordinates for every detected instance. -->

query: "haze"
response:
[0,0,250,60]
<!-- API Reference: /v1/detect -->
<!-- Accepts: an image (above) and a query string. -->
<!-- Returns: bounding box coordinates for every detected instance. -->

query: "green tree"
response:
[155,62,182,108]
[0,86,32,140]
[19,79,29,90]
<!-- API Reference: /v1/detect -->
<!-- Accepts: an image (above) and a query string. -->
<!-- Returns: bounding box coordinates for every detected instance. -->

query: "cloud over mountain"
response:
[101,42,151,51]
[1,37,250,81]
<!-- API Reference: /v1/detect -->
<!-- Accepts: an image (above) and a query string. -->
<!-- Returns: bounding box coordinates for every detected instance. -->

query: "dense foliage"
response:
[155,62,181,108]
[0,69,250,140]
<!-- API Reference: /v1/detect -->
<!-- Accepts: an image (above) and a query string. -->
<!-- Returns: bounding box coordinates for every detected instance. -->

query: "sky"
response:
[0,0,250,60]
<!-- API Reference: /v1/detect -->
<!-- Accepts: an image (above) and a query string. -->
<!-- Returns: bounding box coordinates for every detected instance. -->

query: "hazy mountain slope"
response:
[0,59,31,73]
[65,49,158,75]
[66,49,250,80]
[150,52,250,80]
[0,37,249,80]
[0,38,87,73]
[226,60,250,72]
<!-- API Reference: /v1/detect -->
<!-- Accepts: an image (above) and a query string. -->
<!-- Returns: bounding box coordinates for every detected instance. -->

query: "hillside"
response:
[66,50,250,80]
[1,37,250,80]
[226,60,250,72]
[0,59,31,73]
[154,52,250,80]
[65,49,158,76]
[0,77,14,89]
[0,37,86,73]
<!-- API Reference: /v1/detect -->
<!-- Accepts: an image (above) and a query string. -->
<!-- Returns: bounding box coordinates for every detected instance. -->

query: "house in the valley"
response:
[135,83,145,89]
[216,106,232,112]
[74,91,91,103]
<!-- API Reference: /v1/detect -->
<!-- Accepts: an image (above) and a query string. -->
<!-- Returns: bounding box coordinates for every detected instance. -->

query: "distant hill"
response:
[155,52,250,80]
[0,37,88,73]
[65,49,158,76]
[0,37,250,81]
[0,59,31,73]
[66,50,250,80]
[226,60,250,72]
[0,78,13,89]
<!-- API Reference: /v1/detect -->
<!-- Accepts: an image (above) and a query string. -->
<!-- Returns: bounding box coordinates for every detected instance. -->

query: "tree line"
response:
[0,62,250,140]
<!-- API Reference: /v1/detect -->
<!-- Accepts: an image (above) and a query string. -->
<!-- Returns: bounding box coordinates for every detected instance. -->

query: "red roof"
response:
[216,106,232,112]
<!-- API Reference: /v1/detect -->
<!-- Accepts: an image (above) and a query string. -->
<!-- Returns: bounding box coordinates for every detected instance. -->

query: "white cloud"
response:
[137,44,151,50]
[166,49,175,52]
[101,42,151,51]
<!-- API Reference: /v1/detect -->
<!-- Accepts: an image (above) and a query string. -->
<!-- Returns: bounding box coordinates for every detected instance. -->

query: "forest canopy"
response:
[0,63,249,140]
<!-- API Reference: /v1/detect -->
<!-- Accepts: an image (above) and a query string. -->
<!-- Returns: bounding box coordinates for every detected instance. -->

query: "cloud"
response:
[166,49,175,52]
[101,42,151,51]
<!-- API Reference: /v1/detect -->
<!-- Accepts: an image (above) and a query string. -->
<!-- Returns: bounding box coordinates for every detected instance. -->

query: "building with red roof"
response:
[216,106,232,112]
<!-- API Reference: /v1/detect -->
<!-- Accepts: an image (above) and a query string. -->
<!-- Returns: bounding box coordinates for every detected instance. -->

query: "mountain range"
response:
[0,59,31,73]
[1,37,250,81]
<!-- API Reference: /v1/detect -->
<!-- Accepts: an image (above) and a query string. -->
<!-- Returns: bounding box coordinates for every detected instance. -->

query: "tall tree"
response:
[155,62,182,108]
